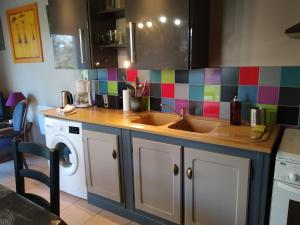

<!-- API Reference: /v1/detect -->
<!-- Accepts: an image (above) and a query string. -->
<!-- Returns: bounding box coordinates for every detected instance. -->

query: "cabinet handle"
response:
[186,167,193,179]
[78,28,86,64]
[129,22,135,63]
[112,150,117,159]
[173,164,179,176]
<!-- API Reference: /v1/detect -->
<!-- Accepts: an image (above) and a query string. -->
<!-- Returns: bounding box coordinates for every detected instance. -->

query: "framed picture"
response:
[6,3,43,63]
[0,18,4,50]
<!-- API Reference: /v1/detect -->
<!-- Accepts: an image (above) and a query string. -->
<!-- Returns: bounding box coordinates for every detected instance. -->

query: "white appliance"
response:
[45,117,87,199]
[73,80,92,108]
[269,128,300,225]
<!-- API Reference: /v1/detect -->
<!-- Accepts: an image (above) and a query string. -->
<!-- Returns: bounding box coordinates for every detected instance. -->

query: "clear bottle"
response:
[230,95,241,125]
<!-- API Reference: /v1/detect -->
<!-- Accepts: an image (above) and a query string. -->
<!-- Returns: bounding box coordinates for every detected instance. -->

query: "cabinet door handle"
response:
[186,167,193,179]
[173,164,179,176]
[112,150,117,159]
[129,22,135,63]
[78,28,86,64]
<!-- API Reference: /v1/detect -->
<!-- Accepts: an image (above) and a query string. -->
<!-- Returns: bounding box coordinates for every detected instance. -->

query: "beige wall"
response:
[209,0,300,66]
[0,0,81,143]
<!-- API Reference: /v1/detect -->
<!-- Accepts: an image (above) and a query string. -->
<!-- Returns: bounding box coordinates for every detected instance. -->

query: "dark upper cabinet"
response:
[125,0,209,70]
[47,0,91,69]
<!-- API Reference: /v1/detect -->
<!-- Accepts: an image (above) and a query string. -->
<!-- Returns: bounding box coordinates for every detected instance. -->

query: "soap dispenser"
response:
[230,94,241,125]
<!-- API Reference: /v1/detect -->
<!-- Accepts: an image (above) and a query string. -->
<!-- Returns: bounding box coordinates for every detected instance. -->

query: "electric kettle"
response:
[60,91,73,108]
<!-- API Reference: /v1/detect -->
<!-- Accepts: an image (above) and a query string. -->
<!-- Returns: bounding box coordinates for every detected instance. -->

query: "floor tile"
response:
[61,205,94,225]
[74,199,102,215]
[84,213,122,225]
[100,210,130,225]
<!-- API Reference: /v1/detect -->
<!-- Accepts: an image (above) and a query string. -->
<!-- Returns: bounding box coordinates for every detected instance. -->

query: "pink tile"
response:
[175,99,189,115]
[205,68,221,85]
[107,68,117,80]
[127,69,138,82]
[239,67,259,85]
[161,84,175,98]
[203,102,220,118]
[257,86,279,104]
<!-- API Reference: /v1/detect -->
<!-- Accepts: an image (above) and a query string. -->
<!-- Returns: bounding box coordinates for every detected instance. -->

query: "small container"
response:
[230,95,241,125]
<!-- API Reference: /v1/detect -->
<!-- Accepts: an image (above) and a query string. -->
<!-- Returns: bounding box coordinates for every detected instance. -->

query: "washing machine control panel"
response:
[69,126,80,134]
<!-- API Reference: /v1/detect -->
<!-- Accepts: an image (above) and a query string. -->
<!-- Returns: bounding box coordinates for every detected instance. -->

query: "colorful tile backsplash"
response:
[96,67,300,127]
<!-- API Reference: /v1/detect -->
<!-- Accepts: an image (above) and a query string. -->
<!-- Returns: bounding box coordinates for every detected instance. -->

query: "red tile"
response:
[162,84,175,98]
[239,67,259,85]
[127,69,138,82]
[203,102,220,118]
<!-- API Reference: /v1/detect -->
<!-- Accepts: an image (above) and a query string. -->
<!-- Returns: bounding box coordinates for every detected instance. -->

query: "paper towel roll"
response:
[123,90,130,111]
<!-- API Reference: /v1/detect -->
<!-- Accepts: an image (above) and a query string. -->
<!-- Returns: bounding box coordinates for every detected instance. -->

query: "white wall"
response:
[0,0,81,143]
[209,0,300,66]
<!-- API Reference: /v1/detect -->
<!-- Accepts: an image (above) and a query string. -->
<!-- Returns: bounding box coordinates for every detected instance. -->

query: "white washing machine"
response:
[45,117,87,199]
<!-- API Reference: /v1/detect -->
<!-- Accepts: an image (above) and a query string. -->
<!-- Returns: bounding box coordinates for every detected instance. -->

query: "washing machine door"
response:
[50,135,78,176]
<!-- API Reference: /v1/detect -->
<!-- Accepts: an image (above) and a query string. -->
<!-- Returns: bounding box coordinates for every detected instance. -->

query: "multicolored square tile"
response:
[259,67,281,87]
[189,85,204,101]
[175,84,189,99]
[221,86,238,102]
[150,97,161,111]
[220,102,230,120]
[150,83,161,98]
[161,98,175,113]
[99,81,108,94]
[108,68,117,81]
[162,70,175,83]
[205,68,221,85]
[175,99,189,114]
[203,102,220,118]
[257,86,279,105]
[281,67,300,87]
[175,70,189,83]
[189,101,203,116]
[127,69,138,82]
[107,81,118,95]
[241,103,256,121]
[98,69,108,81]
[277,106,299,126]
[161,83,175,98]
[238,86,258,103]
[117,69,126,82]
[138,70,150,83]
[204,85,220,101]
[278,87,300,107]
[221,68,239,85]
[189,69,205,84]
[150,70,161,83]
[239,67,259,85]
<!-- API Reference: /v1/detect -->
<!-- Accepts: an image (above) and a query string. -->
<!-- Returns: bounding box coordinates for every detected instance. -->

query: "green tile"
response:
[108,81,118,95]
[161,70,175,83]
[257,104,278,125]
[281,67,300,87]
[204,85,220,101]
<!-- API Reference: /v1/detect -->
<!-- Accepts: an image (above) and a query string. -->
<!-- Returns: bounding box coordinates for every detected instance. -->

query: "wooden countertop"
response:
[43,107,280,154]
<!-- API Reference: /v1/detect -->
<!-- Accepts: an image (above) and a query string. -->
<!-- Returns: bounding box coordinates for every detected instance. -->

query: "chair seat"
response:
[0,138,13,163]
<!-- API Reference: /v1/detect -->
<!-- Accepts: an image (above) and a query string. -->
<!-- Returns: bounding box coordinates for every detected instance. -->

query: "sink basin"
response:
[168,117,220,133]
[130,114,178,126]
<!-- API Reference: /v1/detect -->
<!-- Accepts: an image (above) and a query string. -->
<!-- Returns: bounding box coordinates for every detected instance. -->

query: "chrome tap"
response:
[160,103,185,119]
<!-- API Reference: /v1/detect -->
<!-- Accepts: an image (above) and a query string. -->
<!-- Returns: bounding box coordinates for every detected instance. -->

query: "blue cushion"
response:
[0,138,12,149]
[13,101,26,132]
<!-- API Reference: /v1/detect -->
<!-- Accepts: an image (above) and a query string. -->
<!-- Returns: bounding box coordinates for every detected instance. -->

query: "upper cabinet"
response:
[125,0,209,70]
[47,0,91,69]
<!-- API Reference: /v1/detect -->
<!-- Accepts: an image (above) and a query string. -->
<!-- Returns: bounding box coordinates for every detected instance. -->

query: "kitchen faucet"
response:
[160,103,185,119]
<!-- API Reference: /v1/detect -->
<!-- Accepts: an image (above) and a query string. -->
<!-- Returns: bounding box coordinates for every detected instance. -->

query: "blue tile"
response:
[161,98,175,113]
[221,68,239,85]
[189,85,204,101]
[150,70,161,83]
[99,81,108,94]
[281,67,300,87]
[98,69,108,81]
[189,69,205,84]
[238,86,258,103]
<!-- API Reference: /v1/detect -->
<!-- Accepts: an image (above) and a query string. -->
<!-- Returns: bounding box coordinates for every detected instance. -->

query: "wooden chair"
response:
[12,139,61,216]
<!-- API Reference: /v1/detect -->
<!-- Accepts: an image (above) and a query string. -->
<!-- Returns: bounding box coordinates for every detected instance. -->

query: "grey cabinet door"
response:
[47,0,91,69]
[83,130,121,202]
[125,0,189,70]
[132,138,182,223]
[185,148,250,225]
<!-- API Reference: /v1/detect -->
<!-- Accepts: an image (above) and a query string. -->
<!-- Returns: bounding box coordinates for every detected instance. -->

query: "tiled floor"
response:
[0,155,139,225]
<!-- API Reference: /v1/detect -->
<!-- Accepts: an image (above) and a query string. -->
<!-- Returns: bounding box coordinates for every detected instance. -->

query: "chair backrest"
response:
[12,99,29,133]
[0,92,5,120]
[12,139,60,216]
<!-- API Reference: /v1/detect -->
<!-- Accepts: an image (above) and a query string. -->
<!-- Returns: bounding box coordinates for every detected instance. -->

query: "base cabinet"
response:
[184,148,250,225]
[83,130,121,202]
[132,138,182,224]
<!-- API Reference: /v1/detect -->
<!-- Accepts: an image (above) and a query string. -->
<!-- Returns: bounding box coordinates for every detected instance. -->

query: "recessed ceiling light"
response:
[137,22,144,29]
[174,18,181,26]
[146,21,153,28]
[123,60,130,68]
[159,16,167,23]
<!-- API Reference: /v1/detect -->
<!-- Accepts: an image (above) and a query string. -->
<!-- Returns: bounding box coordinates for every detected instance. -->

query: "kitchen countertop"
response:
[43,107,280,153]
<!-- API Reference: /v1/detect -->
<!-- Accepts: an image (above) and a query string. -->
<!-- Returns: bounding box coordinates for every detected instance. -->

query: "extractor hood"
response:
[285,22,300,39]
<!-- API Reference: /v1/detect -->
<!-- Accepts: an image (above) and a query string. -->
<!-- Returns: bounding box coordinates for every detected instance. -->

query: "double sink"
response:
[130,113,269,142]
